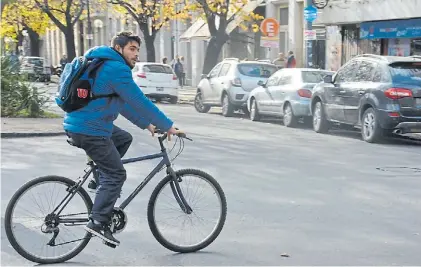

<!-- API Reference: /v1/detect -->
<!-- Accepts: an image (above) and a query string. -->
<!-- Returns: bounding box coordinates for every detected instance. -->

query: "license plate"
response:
[416,98,421,107]
[156,87,164,91]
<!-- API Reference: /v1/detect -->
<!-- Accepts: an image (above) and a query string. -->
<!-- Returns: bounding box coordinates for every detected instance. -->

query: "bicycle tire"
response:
[4,175,93,264]
[147,169,227,253]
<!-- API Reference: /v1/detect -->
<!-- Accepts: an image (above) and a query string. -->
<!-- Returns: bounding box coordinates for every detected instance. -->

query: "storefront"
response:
[360,17,421,56]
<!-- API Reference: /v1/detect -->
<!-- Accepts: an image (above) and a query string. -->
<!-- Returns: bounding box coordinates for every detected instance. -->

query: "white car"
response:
[132,62,179,104]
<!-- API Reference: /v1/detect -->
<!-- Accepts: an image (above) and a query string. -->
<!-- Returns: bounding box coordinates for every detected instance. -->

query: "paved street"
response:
[2,104,421,266]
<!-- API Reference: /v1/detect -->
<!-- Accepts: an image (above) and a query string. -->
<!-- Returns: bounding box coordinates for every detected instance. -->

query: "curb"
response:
[1,131,66,138]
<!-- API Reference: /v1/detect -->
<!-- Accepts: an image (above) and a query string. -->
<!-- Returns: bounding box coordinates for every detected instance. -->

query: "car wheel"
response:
[194,91,211,113]
[250,98,260,121]
[221,93,234,117]
[313,101,329,133]
[169,96,178,104]
[361,108,383,143]
[283,103,297,128]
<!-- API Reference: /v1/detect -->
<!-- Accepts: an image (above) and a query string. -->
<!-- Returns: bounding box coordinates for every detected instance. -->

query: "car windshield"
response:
[301,71,333,83]
[237,63,278,78]
[26,58,44,66]
[389,62,421,85]
[143,64,173,74]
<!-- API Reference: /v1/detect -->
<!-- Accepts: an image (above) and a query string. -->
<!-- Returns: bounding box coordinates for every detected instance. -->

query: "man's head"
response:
[111,31,141,68]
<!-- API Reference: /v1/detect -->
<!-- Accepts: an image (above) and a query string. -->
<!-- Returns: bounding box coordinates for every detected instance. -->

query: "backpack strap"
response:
[86,59,119,100]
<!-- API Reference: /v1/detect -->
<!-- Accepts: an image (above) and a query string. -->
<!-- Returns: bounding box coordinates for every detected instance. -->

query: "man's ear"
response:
[114,45,123,53]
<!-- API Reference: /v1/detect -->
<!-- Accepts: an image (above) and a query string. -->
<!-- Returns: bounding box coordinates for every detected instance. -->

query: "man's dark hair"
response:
[111,31,141,48]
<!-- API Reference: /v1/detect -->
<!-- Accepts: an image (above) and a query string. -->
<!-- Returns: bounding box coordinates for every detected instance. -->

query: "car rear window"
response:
[143,64,173,74]
[237,64,277,78]
[389,62,421,84]
[301,71,333,83]
[26,58,44,66]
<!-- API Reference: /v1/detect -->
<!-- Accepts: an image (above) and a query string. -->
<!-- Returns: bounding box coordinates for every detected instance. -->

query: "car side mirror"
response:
[257,80,265,87]
[201,74,209,79]
[323,75,333,83]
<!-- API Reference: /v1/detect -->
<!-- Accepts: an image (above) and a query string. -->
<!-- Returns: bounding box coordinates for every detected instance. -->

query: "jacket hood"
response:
[84,46,132,68]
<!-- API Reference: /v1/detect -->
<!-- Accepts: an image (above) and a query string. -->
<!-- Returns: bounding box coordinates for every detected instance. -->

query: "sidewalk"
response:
[178,86,196,104]
[1,118,65,138]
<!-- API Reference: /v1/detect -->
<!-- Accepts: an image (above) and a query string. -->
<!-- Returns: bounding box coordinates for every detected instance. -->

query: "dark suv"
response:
[310,54,421,143]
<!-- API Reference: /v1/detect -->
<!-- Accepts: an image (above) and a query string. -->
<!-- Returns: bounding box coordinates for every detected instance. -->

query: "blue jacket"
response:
[63,46,173,136]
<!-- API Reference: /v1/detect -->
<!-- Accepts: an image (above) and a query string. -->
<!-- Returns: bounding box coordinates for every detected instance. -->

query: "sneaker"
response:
[84,220,120,246]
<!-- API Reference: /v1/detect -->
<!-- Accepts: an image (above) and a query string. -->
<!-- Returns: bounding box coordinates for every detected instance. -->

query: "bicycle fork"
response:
[167,168,193,214]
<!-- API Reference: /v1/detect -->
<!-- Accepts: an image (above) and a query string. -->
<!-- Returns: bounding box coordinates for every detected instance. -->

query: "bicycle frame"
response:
[55,136,193,226]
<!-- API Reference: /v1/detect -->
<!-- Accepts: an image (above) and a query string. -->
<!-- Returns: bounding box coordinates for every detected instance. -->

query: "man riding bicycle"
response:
[64,31,180,246]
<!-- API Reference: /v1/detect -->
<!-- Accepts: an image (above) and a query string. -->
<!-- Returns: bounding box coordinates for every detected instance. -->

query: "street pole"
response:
[305,0,313,68]
[86,0,93,48]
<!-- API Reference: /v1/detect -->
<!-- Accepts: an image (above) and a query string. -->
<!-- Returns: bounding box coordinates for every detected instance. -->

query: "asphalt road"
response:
[2,104,421,266]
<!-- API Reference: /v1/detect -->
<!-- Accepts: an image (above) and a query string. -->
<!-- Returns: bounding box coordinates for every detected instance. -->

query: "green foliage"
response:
[1,55,50,117]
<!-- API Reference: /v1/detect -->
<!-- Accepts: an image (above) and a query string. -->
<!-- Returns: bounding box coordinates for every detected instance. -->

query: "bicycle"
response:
[4,129,227,264]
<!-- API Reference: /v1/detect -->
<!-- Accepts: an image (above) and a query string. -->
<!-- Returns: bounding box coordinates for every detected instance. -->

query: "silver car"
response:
[247,68,334,127]
[194,58,278,117]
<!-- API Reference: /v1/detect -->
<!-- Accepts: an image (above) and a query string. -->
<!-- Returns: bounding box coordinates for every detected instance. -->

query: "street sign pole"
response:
[305,0,313,68]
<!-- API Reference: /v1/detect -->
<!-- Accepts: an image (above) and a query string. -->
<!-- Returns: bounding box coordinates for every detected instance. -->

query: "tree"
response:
[0,0,50,56]
[187,0,264,74]
[33,0,85,60]
[109,0,190,62]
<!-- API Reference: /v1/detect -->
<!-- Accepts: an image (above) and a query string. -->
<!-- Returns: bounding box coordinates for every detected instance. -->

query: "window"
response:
[278,75,292,85]
[237,64,278,78]
[209,63,222,78]
[389,62,421,85]
[354,61,376,82]
[279,32,287,54]
[279,7,288,26]
[301,71,333,83]
[218,63,231,77]
[266,75,280,86]
[335,61,359,83]
[143,64,173,74]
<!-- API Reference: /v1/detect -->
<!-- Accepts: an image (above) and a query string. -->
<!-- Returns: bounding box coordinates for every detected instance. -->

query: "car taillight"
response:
[137,73,146,78]
[172,75,177,80]
[297,89,312,98]
[232,78,241,87]
[384,88,413,99]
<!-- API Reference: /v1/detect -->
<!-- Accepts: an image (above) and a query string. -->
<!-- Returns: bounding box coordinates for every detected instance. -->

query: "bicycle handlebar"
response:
[154,128,193,142]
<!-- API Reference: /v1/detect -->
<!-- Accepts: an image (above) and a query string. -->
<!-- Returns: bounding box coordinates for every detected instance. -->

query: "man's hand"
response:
[167,126,182,141]
[147,124,155,137]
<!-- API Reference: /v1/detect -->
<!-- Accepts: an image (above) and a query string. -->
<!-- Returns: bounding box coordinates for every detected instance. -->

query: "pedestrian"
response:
[272,52,286,68]
[63,31,182,246]
[180,56,186,86]
[286,51,296,68]
[162,57,168,64]
[174,57,184,88]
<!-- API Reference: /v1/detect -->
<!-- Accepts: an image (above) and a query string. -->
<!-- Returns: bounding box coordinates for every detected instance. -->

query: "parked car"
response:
[194,58,278,116]
[132,62,179,104]
[19,56,51,82]
[247,68,334,127]
[310,54,421,143]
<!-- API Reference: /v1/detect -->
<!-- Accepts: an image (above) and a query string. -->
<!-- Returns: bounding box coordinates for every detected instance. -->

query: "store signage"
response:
[360,18,421,39]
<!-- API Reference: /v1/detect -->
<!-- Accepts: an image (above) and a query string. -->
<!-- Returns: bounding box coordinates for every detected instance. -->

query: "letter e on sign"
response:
[260,18,279,38]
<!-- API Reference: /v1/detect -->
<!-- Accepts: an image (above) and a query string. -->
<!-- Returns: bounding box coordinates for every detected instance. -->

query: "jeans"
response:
[66,125,133,223]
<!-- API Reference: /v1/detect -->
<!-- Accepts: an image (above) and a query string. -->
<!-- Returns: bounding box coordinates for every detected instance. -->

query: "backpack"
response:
[55,56,117,113]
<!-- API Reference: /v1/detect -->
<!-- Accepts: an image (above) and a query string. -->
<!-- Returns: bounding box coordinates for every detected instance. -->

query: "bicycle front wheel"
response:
[4,175,93,264]
[147,169,227,253]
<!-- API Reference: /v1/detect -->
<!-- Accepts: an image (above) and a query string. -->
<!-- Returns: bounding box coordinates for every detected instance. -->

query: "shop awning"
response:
[360,18,421,40]
[179,0,265,42]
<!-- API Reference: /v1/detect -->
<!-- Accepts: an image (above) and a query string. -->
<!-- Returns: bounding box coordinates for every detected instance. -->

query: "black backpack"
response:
[55,56,117,113]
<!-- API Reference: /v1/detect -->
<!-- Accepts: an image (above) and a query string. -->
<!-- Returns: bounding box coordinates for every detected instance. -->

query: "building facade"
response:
[313,0,421,71]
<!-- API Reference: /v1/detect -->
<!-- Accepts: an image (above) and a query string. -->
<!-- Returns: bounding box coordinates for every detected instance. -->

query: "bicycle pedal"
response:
[102,240,118,248]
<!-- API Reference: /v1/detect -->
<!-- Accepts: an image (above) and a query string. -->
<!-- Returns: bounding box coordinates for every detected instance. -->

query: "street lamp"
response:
[86,0,93,47]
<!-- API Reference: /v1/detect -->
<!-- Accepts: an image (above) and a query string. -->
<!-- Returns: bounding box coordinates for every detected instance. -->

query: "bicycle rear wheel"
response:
[147,169,227,253]
[4,175,93,264]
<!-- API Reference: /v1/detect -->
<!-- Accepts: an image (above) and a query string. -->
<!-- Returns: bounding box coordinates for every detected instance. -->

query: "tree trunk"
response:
[64,26,76,60]
[16,31,24,55]
[202,35,227,74]
[27,28,40,57]
[144,33,156,62]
